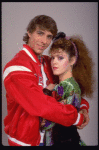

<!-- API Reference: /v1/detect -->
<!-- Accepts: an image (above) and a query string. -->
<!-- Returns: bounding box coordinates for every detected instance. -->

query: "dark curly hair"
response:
[50,34,95,98]
[23,15,58,44]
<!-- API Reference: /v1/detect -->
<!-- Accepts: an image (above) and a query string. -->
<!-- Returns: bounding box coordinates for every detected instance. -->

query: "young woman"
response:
[40,32,94,146]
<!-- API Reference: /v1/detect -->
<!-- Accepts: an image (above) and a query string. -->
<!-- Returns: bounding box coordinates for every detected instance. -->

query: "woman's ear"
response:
[70,56,76,66]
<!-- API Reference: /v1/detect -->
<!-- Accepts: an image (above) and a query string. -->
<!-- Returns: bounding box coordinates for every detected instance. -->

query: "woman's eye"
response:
[58,56,64,60]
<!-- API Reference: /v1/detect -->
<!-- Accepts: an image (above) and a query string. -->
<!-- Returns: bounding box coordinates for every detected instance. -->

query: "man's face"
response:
[27,26,53,55]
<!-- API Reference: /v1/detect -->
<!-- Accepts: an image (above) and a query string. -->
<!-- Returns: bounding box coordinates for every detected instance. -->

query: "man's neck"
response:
[27,44,42,56]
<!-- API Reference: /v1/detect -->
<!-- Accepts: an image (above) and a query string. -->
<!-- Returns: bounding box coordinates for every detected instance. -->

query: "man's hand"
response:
[77,109,90,129]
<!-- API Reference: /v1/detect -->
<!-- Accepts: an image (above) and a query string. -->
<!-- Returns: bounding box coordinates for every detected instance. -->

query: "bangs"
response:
[49,47,65,55]
[49,38,67,54]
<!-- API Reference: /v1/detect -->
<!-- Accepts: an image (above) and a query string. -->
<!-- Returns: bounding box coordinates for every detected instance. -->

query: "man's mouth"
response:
[37,44,46,50]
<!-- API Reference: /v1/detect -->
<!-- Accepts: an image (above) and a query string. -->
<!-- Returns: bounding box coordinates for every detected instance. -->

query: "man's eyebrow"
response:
[37,29,53,37]
[37,30,44,33]
[47,34,53,37]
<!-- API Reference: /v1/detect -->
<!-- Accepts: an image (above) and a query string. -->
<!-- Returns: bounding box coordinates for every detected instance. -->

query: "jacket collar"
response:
[22,45,54,84]
[22,44,41,64]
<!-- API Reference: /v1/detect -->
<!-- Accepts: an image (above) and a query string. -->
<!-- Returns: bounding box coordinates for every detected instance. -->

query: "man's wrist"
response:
[73,113,84,126]
[80,106,89,113]
[81,109,88,114]
[43,88,52,96]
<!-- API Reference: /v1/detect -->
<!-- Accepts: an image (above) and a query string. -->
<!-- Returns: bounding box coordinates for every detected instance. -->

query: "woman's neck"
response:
[59,71,73,83]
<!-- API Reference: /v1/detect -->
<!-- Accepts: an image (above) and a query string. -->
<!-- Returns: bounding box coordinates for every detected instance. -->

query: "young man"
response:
[3,15,89,146]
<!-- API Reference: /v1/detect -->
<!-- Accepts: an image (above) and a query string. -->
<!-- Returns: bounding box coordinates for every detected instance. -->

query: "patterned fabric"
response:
[79,139,86,146]
[38,55,45,65]
[41,77,86,146]
[54,77,81,111]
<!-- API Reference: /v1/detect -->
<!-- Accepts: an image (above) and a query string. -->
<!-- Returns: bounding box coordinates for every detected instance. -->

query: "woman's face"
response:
[51,48,75,78]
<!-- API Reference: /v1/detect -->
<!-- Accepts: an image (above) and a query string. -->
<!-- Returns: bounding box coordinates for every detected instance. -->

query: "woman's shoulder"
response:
[53,77,81,99]
[60,77,81,95]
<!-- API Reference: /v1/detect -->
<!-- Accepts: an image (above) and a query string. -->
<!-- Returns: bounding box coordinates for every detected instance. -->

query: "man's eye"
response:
[37,31,43,35]
[58,56,64,60]
[48,36,53,39]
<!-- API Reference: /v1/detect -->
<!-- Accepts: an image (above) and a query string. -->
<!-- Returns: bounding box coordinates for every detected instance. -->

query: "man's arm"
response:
[4,71,84,127]
[80,98,89,112]
[46,83,90,129]
[77,98,90,129]
[77,109,90,129]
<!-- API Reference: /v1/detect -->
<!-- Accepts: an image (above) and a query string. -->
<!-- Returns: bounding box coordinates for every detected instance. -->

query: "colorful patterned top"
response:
[53,77,81,110]
[41,77,85,146]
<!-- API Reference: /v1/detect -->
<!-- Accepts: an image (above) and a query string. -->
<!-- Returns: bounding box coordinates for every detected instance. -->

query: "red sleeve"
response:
[80,98,89,112]
[4,71,84,127]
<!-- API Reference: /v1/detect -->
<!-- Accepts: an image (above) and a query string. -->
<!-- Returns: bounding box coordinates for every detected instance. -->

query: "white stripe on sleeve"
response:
[3,65,32,80]
[80,104,87,108]
[73,113,80,125]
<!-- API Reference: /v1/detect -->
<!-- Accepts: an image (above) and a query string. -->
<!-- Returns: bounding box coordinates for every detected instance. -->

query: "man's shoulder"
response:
[43,55,50,59]
[43,55,51,63]
[3,50,32,71]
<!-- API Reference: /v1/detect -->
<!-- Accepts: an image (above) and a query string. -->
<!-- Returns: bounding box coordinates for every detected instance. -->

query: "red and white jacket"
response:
[3,44,89,146]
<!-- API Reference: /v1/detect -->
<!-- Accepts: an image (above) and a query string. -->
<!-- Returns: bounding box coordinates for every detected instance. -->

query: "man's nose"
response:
[41,36,47,44]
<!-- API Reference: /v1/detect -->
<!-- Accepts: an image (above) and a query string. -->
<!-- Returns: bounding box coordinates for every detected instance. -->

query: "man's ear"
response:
[27,31,31,38]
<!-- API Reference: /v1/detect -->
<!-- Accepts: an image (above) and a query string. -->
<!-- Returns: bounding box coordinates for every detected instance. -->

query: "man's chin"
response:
[33,49,44,56]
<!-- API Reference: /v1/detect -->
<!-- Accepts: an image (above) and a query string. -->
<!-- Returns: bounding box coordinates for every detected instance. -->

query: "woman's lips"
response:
[53,67,58,70]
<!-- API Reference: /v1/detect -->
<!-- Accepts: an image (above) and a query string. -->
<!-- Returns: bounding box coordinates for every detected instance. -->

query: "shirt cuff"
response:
[80,104,89,112]
[73,113,84,126]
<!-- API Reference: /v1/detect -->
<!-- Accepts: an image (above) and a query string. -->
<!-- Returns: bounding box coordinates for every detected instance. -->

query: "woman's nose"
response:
[52,58,58,64]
